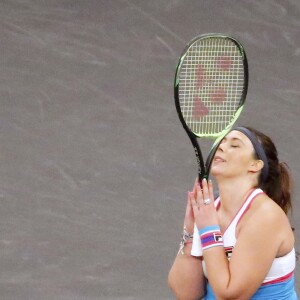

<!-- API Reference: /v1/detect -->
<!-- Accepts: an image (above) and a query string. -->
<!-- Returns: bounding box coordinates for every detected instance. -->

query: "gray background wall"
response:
[0,1,299,299]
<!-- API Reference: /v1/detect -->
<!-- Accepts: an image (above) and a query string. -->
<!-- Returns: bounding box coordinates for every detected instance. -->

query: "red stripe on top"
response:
[236,191,265,228]
[262,271,294,285]
[217,189,257,234]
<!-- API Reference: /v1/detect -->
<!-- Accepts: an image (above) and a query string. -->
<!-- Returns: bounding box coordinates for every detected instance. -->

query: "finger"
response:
[192,178,198,196]
[196,182,203,203]
[189,191,196,203]
[202,178,210,203]
[187,192,193,207]
[190,195,198,209]
[186,192,193,212]
[184,192,195,231]
[208,180,214,202]
[190,191,200,208]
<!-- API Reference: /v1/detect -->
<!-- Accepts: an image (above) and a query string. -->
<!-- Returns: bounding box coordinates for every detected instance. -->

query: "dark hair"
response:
[246,127,293,214]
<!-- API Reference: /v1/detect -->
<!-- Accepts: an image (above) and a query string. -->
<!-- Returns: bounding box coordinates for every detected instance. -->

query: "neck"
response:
[216,177,256,216]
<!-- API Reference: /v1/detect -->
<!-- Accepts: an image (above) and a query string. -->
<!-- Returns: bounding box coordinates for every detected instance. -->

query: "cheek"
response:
[233,151,254,167]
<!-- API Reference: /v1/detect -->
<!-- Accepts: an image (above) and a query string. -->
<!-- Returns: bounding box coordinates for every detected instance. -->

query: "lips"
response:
[214,155,226,162]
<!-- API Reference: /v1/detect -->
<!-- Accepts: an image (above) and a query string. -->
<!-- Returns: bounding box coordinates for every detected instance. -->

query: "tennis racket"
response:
[174,33,248,181]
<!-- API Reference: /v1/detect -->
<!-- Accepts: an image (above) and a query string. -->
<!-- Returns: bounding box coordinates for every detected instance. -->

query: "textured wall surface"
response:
[0,1,299,299]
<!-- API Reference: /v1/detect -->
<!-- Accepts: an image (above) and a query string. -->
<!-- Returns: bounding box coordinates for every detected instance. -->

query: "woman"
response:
[168,127,298,299]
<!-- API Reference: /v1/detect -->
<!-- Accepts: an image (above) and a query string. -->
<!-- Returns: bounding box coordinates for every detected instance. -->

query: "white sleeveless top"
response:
[191,188,296,283]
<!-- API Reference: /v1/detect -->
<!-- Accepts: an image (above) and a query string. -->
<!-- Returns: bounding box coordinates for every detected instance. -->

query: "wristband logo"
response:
[214,233,223,242]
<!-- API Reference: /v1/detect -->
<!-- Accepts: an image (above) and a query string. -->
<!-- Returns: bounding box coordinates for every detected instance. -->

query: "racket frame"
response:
[174,33,249,180]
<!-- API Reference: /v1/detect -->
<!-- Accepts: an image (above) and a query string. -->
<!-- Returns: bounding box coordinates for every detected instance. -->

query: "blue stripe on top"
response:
[204,274,298,300]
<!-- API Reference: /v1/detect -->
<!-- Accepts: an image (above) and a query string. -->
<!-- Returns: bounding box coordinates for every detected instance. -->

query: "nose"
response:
[217,140,225,152]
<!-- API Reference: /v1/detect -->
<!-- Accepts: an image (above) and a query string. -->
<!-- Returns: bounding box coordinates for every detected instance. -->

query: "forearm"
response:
[198,224,241,299]
[203,246,256,300]
[203,247,232,298]
[168,244,206,300]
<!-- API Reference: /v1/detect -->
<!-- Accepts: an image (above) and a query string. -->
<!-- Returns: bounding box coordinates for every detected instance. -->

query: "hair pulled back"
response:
[246,127,293,214]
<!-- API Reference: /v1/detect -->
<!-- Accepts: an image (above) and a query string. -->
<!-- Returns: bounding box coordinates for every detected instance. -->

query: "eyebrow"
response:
[223,136,245,144]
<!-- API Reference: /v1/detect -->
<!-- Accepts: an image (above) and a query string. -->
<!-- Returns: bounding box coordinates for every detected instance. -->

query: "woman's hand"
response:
[190,179,219,230]
[183,178,198,233]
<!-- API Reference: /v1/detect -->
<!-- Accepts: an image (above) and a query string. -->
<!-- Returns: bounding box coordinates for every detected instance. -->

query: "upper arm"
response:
[225,203,286,298]
[168,252,206,300]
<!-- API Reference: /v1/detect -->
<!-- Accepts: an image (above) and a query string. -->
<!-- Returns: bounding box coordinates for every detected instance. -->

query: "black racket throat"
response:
[189,133,219,181]
[189,135,205,179]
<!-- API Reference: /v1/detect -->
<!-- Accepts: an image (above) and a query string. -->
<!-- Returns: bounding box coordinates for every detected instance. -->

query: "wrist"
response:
[183,220,194,233]
[199,225,223,251]
[177,226,194,255]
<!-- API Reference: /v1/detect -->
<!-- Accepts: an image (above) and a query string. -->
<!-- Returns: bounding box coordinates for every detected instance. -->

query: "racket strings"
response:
[178,37,245,136]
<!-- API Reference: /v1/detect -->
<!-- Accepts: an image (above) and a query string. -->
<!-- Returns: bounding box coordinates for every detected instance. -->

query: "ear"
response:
[249,159,264,174]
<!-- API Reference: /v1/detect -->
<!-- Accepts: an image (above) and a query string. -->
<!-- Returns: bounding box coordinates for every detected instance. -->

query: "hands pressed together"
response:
[184,178,219,233]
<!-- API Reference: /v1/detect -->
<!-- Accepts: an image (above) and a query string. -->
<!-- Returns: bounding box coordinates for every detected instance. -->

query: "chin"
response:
[210,164,221,174]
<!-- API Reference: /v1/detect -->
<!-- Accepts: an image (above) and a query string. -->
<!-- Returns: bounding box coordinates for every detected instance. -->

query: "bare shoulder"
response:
[244,193,288,224]
[238,193,294,247]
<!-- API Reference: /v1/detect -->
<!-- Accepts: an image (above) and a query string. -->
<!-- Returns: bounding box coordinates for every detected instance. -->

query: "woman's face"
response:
[210,130,259,179]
